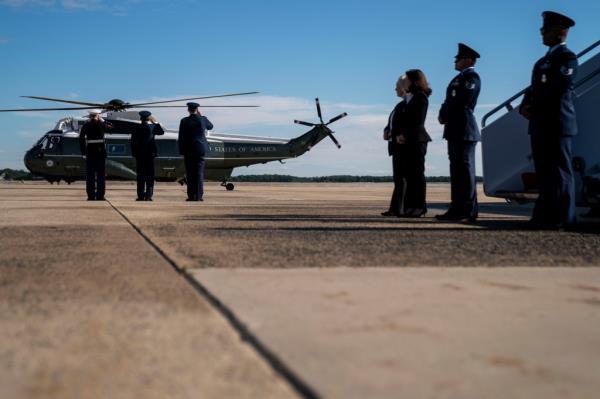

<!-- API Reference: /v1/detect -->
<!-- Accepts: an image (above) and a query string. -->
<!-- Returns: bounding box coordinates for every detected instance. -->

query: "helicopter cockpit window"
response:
[44,136,62,152]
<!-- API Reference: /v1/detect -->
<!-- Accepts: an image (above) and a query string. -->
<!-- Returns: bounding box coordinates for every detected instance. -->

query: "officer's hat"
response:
[542,11,575,29]
[138,110,152,120]
[455,43,480,60]
[187,102,200,111]
[86,109,102,117]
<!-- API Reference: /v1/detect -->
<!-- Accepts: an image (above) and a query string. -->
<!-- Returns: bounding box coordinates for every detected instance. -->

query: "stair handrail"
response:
[482,39,600,128]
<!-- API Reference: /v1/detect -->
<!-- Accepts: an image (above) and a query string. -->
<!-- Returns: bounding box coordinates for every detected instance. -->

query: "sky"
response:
[0,0,598,176]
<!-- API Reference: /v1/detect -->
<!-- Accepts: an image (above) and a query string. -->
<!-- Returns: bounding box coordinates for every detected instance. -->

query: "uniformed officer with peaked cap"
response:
[436,43,482,221]
[130,110,164,201]
[178,102,213,201]
[79,109,112,200]
[519,11,578,227]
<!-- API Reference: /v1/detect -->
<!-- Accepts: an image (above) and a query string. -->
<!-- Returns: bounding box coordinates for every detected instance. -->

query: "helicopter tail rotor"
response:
[293,97,347,149]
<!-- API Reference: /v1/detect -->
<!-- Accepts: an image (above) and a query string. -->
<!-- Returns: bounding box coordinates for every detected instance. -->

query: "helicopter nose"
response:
[24,147,40,173]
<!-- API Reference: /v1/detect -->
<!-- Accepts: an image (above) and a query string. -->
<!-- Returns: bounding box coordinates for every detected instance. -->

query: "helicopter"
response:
[0,93,347,190]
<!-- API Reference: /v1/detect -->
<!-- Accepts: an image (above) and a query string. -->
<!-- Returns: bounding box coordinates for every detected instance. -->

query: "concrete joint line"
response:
[106,199,321,399]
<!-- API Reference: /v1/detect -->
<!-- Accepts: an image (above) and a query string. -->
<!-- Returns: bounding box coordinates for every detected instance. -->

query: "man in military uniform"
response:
[79,110,112,200]
[437,43,481,221]
[178,102,213,201]
[519,11,578,228]
[130,110,165,201]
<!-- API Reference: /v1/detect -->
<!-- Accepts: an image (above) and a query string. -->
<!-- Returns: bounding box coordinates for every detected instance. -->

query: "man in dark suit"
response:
[382,77,408,216]
[437,43,482,221]
[79,110,112,201]
[178,102,213,201]
[519,11,578,228]
[131,110,164,201]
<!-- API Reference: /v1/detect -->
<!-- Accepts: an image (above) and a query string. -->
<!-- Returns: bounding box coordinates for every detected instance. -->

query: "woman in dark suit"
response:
[396,69,432,217]
[382,76,408,216]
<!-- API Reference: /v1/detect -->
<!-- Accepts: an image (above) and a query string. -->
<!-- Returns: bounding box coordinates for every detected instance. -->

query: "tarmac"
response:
[1,181,599,398]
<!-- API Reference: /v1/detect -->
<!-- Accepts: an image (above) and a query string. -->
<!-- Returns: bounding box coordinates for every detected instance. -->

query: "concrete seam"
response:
[106,199,321,399]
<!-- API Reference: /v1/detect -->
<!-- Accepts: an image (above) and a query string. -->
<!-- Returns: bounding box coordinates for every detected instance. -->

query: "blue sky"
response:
[0,0,598,176]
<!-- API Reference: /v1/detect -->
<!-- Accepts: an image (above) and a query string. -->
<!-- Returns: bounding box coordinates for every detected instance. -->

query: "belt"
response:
[87,139,105,144]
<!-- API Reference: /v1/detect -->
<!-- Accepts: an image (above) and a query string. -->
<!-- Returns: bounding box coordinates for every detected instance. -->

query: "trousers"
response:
[447,140,478,216]
[531,134,575,225]
[136,156,155,200]
[85,156,105,200]
[184,156,205,200]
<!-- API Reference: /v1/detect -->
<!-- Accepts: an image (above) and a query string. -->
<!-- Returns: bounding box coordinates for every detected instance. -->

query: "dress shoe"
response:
[136,198,144,201]
[435,211,469,221]
[403,208,427,218]
[381,210,398,217]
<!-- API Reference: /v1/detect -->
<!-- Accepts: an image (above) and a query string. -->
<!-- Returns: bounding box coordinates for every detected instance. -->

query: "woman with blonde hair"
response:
[381,75,409,216]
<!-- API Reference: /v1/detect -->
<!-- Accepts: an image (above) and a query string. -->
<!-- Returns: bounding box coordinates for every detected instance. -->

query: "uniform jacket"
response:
[130,122,165,159]
[397,90,432,144]
[178,114,213,158]
[385,100,406,156]
[79,120,111,158]
[520,44,578,137]
[439,68,481,142]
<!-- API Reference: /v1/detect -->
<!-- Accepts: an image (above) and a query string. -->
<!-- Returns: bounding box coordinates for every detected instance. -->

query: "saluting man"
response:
[178,102,213,201]
[79,109,112,201]
[519,11,578,228]
[437,43,482,221]
[131,110,165,201]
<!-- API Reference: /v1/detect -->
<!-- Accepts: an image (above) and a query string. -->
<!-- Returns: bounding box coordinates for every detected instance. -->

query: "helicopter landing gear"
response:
[178,177,187,186]
[221,181,235,191]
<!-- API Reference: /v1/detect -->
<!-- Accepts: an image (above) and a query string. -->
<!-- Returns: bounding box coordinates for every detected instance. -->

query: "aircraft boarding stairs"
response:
[481,39,600,213]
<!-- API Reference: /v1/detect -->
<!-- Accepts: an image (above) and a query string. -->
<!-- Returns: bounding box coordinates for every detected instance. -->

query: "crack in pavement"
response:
[106,199,321,399]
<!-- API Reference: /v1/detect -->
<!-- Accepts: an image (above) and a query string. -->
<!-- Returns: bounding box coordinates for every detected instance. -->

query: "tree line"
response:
[0,168,483,183]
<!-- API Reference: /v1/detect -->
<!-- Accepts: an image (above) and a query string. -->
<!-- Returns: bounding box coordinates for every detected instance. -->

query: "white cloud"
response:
[0,0,137,14]
[0,0,54,6]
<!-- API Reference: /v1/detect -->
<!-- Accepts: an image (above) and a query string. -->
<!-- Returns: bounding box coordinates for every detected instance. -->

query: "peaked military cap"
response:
[542,11,575,29]
[187,102,200,110]
[456,43,480,59]
[138,110,152,119]
[87,109,102,117]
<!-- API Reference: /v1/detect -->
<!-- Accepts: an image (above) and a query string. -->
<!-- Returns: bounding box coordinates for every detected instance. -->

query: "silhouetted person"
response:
[131,110,164,201]
[397,69,432,217]
[79,110,112,200]
[382,76,408,216]
[437,43,481,221]
[519,11,578,228]
[178,102,213,201]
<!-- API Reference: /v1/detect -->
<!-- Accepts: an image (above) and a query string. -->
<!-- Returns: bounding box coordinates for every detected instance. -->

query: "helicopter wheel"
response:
[226,183,235,191]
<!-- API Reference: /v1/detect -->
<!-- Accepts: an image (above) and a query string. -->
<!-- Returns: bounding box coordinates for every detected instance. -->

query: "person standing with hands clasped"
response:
[520,11,578,228]
[79,109,112,201]
[131,110,164,201]
[397,69,432,217]
[178,102,213,201]
[437,43,482,221]
[382,76,409,216]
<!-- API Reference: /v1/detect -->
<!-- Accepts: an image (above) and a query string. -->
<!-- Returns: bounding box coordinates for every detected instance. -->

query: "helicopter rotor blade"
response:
[294,120,316,127]
[326,112,348,125]
[315,98,324,124]
[0,106,104,112]
[131,105,260,108]
[129,91,260,106]
[20,96,104,107]
[327,133,342,149]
